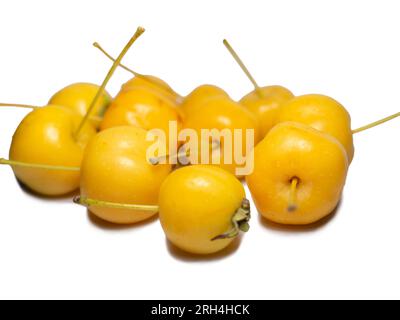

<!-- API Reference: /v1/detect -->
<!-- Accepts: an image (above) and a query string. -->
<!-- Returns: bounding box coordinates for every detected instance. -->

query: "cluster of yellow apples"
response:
[0,27,398,255]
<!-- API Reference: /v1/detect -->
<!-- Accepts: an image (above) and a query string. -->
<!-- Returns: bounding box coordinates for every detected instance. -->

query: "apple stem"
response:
[211,198,251,241]
[149,147,189,165]
[0,158,80,171]
[149,140,220,165]
[74,26,145,139]
[287,177,298,212]
[73,196,159,212]
[223,39,263,98]
[93,42,142,77]
[352,111,400,134]
[93,41,174,94]
[0,103,103,124]
[0,103,39,109]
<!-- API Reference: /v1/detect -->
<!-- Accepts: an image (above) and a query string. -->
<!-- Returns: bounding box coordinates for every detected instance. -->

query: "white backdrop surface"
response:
[0,0,399,299]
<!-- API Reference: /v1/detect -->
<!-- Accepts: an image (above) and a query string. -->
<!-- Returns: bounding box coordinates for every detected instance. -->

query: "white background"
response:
[0,0,399,300]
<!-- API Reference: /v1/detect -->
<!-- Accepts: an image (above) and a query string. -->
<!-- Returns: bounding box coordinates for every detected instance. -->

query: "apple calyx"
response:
[211,198,251,241]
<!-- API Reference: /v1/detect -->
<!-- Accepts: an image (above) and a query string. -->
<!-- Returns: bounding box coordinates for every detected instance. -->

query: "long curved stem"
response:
[149,140,220,165]
[149,148,189,165]
[0,158,80,171]
[352,111,400,134]
[93,42,141,76]
[74,26,145,139]
[93,41,171,92]
[0,103,103,123]
[73,196,159,212]
[223,39,263,97]
[0,103,39,109]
